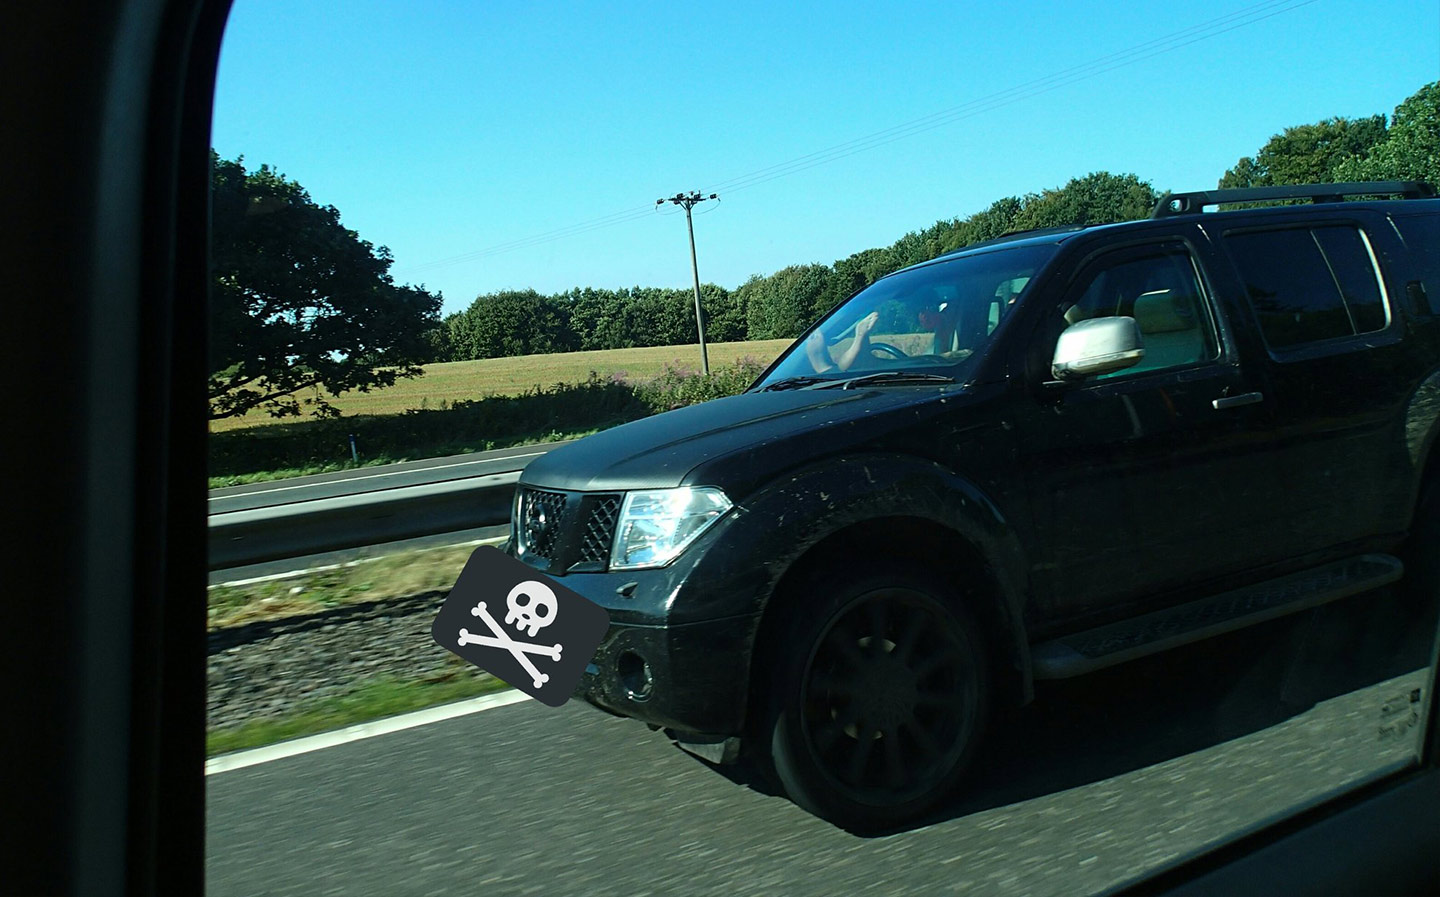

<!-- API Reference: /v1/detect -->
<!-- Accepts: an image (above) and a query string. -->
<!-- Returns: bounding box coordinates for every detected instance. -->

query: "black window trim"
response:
[1389,211,1440,318]
[1220,218,1402,364]
[1033,234,1234,388]
[15,0,1438,891]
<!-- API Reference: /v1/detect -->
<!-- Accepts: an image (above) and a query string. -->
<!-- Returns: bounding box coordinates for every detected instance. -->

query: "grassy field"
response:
[209,338,793,433]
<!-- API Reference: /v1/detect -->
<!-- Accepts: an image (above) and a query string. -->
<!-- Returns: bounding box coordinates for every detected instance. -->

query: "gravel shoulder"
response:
[208,590,495,733]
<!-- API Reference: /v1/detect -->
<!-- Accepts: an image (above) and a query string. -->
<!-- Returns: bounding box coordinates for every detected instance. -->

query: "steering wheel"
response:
[867,341,907,360]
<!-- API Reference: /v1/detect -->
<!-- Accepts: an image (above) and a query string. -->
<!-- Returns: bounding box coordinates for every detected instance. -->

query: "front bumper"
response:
[503,510,771,736]
[577,612,757,735]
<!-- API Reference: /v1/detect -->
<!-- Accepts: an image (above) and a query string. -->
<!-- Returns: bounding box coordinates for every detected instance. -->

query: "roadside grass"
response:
[208,352,775,487]
[208,541,509,756]
[208,542,479,629]
[208,338,792,433]
[207,378,642,488]
[206,668,509,757]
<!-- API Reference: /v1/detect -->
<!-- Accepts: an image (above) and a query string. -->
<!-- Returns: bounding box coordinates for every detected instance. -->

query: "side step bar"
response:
[1031,554,1404,680]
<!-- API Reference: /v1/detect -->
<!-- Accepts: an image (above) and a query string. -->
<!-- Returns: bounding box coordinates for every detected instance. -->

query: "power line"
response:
[400,0,1321,275]
[404,204,660,273]
[702,0,1319,197]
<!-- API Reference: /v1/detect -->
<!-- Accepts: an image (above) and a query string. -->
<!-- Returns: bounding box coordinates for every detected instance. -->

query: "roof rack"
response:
[1151,181,1436,218]
[938,224,1087,257]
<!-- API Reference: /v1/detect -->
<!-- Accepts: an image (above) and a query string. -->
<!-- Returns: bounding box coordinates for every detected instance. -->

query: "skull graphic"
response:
[505,580,558,637]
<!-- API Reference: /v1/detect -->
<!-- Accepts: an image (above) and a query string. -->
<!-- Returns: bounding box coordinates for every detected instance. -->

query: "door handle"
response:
[1212,391,1263,410]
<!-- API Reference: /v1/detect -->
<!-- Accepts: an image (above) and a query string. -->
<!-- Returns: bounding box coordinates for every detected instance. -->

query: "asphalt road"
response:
[207,590,1435,896]
[208,525,511,586]
[208,443,564,571]
[209,442,567,514]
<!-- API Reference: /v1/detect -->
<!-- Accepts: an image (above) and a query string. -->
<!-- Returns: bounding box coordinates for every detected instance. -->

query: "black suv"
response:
[507,182,1440,829]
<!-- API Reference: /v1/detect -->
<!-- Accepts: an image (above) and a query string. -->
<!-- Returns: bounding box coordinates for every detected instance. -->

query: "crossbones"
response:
[459,601,563,689]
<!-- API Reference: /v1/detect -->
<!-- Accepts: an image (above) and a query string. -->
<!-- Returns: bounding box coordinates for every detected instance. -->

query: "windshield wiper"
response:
[816,371,958,390]
[756,375,830,392]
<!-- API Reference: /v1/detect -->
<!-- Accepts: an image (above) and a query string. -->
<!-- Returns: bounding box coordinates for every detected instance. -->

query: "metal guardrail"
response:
[207,469,523,571]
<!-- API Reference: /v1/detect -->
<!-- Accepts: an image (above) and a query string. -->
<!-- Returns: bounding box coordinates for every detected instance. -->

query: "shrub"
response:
[633,357,768,412]
[209,359,772,482]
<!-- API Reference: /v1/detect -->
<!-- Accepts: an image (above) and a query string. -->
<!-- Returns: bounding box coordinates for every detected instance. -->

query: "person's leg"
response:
[805,331,835,373]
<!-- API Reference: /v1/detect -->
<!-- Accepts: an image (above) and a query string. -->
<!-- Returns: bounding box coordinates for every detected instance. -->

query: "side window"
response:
[1224,225,1390,349]
[1057,244,1220,378]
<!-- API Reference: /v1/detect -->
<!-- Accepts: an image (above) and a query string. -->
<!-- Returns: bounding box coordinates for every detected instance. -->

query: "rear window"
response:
[1224,225,1389,349]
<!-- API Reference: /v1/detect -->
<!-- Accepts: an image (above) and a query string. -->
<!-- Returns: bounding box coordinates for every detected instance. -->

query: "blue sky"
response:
[212,0,1439,316]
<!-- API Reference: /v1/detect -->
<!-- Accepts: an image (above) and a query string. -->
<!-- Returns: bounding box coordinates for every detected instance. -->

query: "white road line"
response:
[211,561,351,589]
[205,689,532,775]
[209,535,507,589]
[213,450,549,501]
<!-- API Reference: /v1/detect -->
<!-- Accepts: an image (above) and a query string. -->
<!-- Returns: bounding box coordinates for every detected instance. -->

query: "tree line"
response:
[212,81,1438,419]
[429,169,1161,362]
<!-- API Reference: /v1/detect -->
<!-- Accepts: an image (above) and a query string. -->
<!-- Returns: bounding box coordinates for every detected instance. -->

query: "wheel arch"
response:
[1405,368,1440,514]
[743,514,1031,745]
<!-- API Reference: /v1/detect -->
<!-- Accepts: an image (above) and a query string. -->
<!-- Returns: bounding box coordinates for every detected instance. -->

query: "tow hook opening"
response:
[618,651,654,702]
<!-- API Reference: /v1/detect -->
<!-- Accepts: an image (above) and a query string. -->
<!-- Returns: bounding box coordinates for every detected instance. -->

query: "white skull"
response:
[505,580,558,637]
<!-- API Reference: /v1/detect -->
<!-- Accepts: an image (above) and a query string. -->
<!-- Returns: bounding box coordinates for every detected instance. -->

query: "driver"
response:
[918,302,960,354]
[805,311,879,373]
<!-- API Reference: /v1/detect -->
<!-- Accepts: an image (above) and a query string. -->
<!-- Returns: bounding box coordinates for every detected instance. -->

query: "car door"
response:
[1213,212,1420,557]
[1012,232,1279,620]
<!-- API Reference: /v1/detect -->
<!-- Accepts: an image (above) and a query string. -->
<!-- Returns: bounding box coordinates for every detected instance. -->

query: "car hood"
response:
[519,384,976,494]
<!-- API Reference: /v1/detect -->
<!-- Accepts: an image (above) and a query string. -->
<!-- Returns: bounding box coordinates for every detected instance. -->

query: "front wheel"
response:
[762,566,990,830]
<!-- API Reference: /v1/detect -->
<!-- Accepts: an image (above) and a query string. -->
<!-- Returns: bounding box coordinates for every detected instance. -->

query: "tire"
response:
[760,563,991,831]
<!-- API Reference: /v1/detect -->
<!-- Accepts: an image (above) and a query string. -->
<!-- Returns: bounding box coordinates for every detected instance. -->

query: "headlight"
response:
[610,487,732,570]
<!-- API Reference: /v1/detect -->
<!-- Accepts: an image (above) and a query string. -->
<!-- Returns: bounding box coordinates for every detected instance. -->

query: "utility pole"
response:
[657,191,717,375]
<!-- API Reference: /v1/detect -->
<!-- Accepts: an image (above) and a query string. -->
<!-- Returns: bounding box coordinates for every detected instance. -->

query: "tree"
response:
[942,196,1024,251]
[1333,82,1440,186]
[700,283,747,343]
[742,264,833,339]
[626,287,698,347]
[560,287,624,351]
[816,248,900,318]
[1218,115,1388,188]
[441,289,576,361]
[1011,172,1158,230]
[208,154,441,419]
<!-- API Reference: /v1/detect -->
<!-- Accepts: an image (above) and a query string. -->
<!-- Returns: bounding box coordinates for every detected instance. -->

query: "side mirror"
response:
[1051,316,1144,380]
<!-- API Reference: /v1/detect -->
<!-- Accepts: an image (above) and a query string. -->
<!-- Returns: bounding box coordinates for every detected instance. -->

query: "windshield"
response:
[757,244,1056,388]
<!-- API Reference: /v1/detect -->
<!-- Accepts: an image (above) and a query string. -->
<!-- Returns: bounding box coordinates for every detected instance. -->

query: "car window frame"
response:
[1389,210,1440,318]
[15,0,1440,891]
[1219,216,1405,364]
[1021,232,1237,389]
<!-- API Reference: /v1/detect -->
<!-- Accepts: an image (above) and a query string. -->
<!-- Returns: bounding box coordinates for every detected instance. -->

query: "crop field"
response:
[209,338,794,433]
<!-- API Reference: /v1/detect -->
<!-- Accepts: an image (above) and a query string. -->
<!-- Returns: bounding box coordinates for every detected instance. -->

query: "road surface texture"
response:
[208,525,509,586]
[208,589,1434,896]
[209,443,562,514]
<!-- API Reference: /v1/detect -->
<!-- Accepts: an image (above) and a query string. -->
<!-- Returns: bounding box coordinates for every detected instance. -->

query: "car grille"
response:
[518,487,566,559]
[515,487,622,573]
[578,496,622,564]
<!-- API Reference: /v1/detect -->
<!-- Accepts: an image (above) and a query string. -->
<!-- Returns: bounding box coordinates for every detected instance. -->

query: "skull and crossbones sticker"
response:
[459,582,563,688]
[431,546,610,706]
